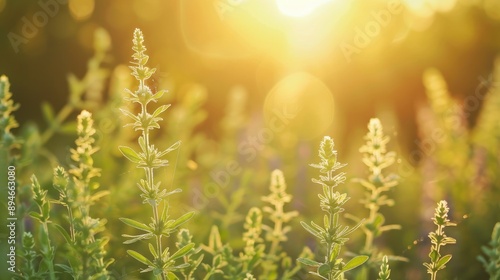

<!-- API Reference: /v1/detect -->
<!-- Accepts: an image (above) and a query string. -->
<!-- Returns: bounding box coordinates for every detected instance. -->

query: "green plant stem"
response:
[40,223,56,280]
[40,104,73,145]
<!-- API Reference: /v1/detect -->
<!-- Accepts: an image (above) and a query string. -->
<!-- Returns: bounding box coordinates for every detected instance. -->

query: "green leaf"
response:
[29,212,43,222]
[123,233,153,244]
[297,257,322,267]
[41,102,55,124]
[118,146,142,163]
[127,250,155,267]
[318,263,331,277]
[300,221,323,239]
[119,217,151,232]
[151,90,166,100]
[167,271,179,280]
[152,105,169,118]
[342,255,369,272]
[59,121,77,135]
[158,140,182,157]
[166,211,195,232]
[119,108,139,121]
[436,254,452,270]
[52,223,72,244]
[170,243,195,261]
[329,244,341,263]
[208,226,223,251]
[373,213,385,228]
[149,243,158,259]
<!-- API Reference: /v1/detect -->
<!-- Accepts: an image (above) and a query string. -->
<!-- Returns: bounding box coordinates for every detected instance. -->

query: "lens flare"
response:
[276,0,332,17]
[264,72,334,140]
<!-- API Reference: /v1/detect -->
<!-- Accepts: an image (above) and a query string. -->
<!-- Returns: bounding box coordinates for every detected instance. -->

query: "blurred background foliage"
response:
[1,0,500,279]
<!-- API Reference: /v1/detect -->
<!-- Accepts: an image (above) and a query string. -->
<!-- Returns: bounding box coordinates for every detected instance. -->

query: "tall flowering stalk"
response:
[298,136,368,280]
[260,169,301,279]
[118,28,194,279]
[355,119,399,252]
[27,110,112,279]
[423,200,456,280]
[0,75,20,151]
[349,118,404,277]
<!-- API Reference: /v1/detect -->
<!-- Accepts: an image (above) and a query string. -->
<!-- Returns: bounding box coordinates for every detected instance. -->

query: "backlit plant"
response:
[260,169,302,279]
[19,110,112,280]
[118,28,194,279]
[423,200,457,280]
[377,255,391,280]
[298,136,368,279]
[349,118,404,277]
[477,222,500,279]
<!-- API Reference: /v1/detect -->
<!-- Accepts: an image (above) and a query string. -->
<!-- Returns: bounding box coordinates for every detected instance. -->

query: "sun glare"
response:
[276,0,332,17]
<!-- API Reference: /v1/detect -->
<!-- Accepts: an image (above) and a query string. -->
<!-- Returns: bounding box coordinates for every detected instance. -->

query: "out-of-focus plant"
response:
[199,169,311,279]
[175,229,204,280]
[51,110,113,279]
[348,118,404,277]
[423,200,456,280]
[200,208,263,279]
[421,66,499,278]
[377,255,391,280]
[477,222,500,280]
[298,136,368,280]
[23,175,56,280]
[0,75,21,274]
[0,75,20,153]
[118,28,194,279]
[39,28,111,145]
[260,169,302,279]
[21,110,113,279]
[16,232,47,280]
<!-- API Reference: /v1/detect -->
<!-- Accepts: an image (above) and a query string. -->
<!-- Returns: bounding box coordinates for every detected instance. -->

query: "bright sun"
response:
[276,0,332,17]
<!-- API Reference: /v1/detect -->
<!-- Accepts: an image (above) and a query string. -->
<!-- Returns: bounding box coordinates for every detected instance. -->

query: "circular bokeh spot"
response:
[263,72,334,140]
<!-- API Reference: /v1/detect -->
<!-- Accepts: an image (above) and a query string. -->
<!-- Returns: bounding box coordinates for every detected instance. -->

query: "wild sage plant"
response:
[26,110,113,279]
[354,118,400,251]
[0,75,19,153]
[423,200,456,280]
[260,169,303,279]
[349,118,404,277]
[298,136,368,279]
[200,209,264,279]
[1,75,20,275]
[477,222,500,279]
[200,169,309,279]
[118,28,194,279]
[26,175,56,280]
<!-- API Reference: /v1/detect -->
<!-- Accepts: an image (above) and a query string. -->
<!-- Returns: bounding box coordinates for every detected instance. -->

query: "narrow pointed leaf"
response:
[119,146,142,163]
[52,223,72,244]
[297,257,322,267]
[167,211,195,231]
[342,255,369,272]
[158,140,182,157]
[436,254,452,270]
[119,217,151,232]
[300,221,322,239]
[170,243,195,261]
[152,105,169,118]
[149,243,158,259]
[127,250,155,267]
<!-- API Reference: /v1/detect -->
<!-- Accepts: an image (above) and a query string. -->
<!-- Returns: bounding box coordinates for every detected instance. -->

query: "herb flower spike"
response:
[118,28,194,279]
[424,200,456,280]
[298,136,367,280]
